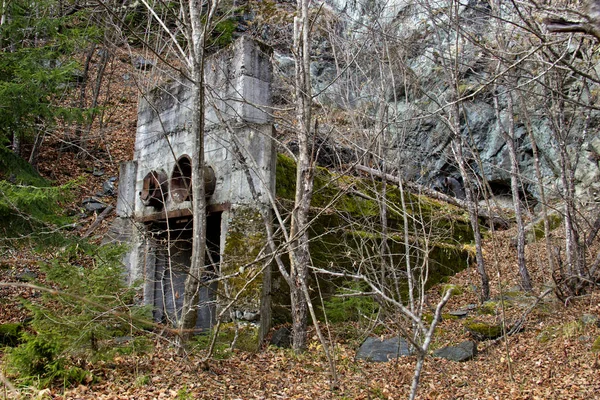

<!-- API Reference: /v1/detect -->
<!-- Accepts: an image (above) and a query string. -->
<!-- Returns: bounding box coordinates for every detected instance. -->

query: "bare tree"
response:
[286,0,315,351]
[493,83,533,291]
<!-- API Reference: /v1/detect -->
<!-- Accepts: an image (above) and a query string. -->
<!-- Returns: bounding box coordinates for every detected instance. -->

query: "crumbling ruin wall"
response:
[108,36,274,347]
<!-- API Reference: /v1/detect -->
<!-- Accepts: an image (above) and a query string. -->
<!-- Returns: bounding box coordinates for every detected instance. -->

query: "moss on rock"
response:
[592,336,600,353]
[464,320,503,340]
[525,211,563,243]
[273,154,478,320]
[439,284,463,296]
[221,206,266,311]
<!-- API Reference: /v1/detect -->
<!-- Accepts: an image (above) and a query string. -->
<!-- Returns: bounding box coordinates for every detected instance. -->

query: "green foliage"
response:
[562,320,584,339]
[7,332,91,387]
[211,18,237,48]
[0,146,78,245]
[5,243,152,387]
[0,322,24,347]
[0,0,98,146]
[0,161,76,243]
[0,145,47,186]
[323,281,379,323]
[135,374,151,387]
[194,322,259,354]
[177,385,193,400]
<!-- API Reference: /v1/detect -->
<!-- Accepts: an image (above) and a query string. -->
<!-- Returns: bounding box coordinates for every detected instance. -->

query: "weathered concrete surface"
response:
[132,36,274,221]
[115,161,137,218]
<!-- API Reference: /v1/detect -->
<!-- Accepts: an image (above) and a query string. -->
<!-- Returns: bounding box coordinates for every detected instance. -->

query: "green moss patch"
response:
[464,321,503,340]
[273,154,478,321]
[592,336,600,353]
[439,284,463,296]
[222,207,267,310]
[526,211,563,243]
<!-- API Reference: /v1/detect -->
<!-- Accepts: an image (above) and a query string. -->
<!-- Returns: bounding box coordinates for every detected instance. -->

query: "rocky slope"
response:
[262,0,600,206]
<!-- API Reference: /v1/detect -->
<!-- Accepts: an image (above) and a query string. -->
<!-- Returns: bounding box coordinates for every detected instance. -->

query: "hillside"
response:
[2,0,600,398]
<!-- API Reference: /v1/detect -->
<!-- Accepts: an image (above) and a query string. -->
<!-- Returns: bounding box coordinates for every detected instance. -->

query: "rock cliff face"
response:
[271,0,600,205]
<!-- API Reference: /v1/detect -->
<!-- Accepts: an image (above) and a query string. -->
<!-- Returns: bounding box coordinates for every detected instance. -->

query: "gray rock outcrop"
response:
[356,336,412,362]
[270,0,600,205]
[433,341,477,362]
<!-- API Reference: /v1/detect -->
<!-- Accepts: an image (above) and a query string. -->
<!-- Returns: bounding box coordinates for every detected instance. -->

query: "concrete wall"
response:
[109,36,274,344]
[132,36,274,218]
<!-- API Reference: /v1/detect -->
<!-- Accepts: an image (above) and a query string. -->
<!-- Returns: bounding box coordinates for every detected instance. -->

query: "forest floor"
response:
[1,48,600,399]
[2,224,600,399]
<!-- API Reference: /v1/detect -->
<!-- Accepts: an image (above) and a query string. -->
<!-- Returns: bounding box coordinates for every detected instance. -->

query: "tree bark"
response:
[496,88,532,291]
[177,0,217,347]
[451,137,490,302]
[519,95,555,284]
[287,0,314,352]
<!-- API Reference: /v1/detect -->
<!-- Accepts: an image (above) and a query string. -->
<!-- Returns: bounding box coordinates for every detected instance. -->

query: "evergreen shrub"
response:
[5,243,152,387]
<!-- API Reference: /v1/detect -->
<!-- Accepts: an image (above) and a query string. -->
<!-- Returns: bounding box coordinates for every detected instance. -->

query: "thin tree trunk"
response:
[178,0,217,347]
[81,45,109,153]
[450,137,489,301]
[28,126,45,168]
[519,95,554,284]
[288,0,314,352]
[495,88,532,291]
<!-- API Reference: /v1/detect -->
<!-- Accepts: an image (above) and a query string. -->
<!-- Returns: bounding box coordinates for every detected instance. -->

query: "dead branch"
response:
[82,205,114,238]
[353,164,509,229]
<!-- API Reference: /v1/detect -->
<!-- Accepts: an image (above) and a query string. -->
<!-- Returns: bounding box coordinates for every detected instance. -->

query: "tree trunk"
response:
[451,136,489,301]
[177,0,217,347]
[290,278,308,350]
[288,0,314,352]
[496,89,532,291]
[519,95,554,284]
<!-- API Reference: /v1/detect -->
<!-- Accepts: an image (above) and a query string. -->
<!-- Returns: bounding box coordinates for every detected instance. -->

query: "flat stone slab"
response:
[447,310,469,318]
[356,337,412,362]
[433,341,477,362]
[82,197,108,212]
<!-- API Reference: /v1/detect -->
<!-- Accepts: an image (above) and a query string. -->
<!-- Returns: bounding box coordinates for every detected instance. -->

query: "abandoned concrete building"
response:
[107,35,475,351]
[108,36,275,345]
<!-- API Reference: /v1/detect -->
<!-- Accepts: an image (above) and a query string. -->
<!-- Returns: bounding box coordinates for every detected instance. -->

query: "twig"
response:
[82,205,115,238]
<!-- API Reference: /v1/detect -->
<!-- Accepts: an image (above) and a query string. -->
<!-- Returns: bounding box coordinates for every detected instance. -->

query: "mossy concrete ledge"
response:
[272,153,476,320]
[221,205,271,346]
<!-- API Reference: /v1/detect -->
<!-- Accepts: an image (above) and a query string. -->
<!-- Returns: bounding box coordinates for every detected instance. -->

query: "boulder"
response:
[464,321,504,340]
[269,327,292,348]
[82,197,108,213]
[581,314,599,327]
[15,267,37,282]
[433,341,477,362]
[96,177,117,197]
[355,336,412,362]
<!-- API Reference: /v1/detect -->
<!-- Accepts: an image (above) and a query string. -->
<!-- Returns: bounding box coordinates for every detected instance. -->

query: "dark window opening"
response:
[170,156,192,203]
[152,212,222,332]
